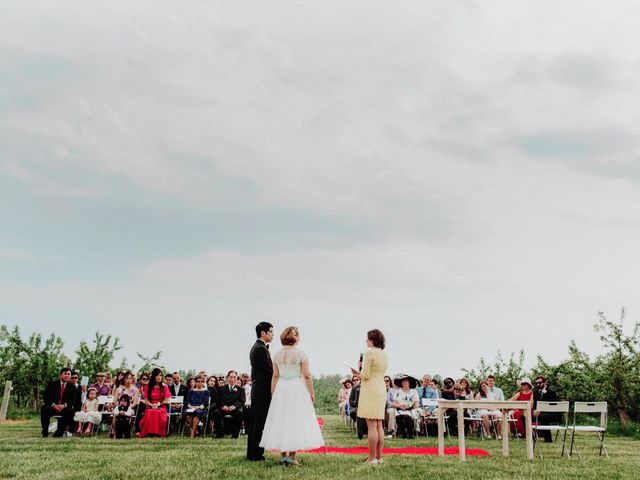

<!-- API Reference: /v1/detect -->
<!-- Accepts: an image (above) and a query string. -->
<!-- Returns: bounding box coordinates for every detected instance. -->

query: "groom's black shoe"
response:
[248,456,266,462]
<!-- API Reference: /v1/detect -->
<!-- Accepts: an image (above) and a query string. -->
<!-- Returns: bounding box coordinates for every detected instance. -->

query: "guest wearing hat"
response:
[509,378,534,437]
[338,379,353,419]
[391,374,420,439]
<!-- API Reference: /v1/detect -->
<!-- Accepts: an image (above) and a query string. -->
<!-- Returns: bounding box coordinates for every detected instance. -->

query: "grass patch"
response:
[0,416,637,479]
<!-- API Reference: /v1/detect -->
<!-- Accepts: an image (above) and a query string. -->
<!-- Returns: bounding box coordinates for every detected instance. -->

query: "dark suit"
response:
[534,387,562,442]
[40,380,78,437]
[213,385,245,438]
[348,385,368,439]
[168,384,188,432]
[247,340,273,460]
[169,383,187,398]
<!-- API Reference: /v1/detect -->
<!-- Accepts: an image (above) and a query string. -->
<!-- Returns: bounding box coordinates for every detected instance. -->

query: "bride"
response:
[260,326,325,465]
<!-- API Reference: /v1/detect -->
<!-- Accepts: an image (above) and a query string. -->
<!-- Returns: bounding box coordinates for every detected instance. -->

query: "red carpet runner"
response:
[302,446,490,457]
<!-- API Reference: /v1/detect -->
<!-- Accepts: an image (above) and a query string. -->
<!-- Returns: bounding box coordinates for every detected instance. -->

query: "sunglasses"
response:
[141,377,149,381]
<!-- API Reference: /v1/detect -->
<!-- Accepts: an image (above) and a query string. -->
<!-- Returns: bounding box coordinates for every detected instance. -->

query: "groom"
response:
[247,322,274,461]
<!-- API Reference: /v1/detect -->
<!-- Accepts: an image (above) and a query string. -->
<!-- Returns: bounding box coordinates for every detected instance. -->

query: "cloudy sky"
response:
[2,1,640,378]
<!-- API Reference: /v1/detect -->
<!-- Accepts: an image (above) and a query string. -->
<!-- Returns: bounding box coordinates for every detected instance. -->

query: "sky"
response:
[1,0,640,379]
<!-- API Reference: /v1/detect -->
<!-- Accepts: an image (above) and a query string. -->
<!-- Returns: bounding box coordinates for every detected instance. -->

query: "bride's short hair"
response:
[280,326,299,346]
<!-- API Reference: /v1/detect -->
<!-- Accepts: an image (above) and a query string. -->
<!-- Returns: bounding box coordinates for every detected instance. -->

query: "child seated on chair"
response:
[74,388,101,434]
[112,394,134,439]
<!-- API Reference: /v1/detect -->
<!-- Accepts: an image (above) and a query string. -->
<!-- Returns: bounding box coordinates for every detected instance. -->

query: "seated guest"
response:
[184,375,211,437]
[509,378,534,438]
[90,372,113,411]
[168,372,187,433]
[213,371,245,438]
[139,368,171,438]
[348,377,368,439]
[474,380,503,439]
[416,374,439,416]
[487,375,505,401]
[114,371,139,409]
[385,376,397,435]
[164,373,174,388]
[185,377,196,393]
[441,377,455,400]
[459,377,474,399]
[112,394,134,439]
[74,387,101,435]
[40,367,77,438]
[392,375,420,439]
[207,376,219,434]
[446,382,470,436]
[533,375,561,443]
[338,379,352,418]
[135,372,150,432]
[242,374,253,437]
[170,372,187,398]
[68,371,83,434]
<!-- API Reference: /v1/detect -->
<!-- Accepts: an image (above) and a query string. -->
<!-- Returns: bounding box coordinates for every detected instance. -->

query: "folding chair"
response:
[568,402,608,459]
[420,399,445,438]
[96,395,115,434]
[167,396,184,436]
[532,401,569,458]
[463,408,489,440]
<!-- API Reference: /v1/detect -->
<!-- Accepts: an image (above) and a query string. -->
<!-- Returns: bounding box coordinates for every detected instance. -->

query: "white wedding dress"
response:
[260,346,325,452]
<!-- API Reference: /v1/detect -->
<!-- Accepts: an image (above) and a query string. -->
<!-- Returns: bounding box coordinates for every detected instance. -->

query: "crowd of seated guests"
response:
[40,366,254,440]
[343,372,562,441]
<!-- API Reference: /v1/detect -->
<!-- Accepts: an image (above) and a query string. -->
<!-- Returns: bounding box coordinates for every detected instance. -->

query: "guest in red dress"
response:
[139,368,171,438]
[509,378,534,437]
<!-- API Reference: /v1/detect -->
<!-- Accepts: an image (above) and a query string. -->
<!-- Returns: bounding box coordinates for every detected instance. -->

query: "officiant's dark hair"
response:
[256,322,273,339]
[367,329,385,349]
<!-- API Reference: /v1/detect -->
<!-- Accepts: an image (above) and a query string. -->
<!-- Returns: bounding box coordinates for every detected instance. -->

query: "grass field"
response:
[0,416,637,479]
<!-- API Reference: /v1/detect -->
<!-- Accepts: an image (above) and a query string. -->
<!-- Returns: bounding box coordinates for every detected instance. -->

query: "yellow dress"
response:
[356,347,388,420]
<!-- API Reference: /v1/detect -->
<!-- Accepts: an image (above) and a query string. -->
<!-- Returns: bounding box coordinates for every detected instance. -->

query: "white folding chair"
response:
[568,402,608,459]
[420,399,446,438]
[96,395,115,434]
[167,396,184,435]
[532,401,569,458]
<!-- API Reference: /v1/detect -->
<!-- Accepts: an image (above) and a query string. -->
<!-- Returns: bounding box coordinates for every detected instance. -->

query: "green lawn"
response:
[0,416,636,479]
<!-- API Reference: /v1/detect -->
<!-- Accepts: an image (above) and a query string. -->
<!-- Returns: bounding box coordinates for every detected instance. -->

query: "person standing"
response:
[260,326,325,465]
[247,322,274,461]
[351,329,388,465]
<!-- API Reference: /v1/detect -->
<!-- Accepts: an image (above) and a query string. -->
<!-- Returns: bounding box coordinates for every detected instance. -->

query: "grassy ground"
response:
[0,416,637,479]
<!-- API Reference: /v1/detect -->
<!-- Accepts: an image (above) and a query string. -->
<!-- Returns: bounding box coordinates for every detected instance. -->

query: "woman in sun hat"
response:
[509,378,534,437]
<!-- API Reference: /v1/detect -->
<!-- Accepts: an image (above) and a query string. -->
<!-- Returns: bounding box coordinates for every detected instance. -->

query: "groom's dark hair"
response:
[255,322,273,339]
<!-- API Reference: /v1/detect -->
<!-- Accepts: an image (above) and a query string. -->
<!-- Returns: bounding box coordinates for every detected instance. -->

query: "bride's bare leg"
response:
[290,451,298,464]
[366,419,378,461]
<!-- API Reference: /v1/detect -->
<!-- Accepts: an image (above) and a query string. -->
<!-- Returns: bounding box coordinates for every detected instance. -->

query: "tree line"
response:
[2,308,639,429]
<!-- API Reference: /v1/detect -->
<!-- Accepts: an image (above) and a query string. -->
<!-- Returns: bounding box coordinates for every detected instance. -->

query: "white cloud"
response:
[2,0,640,376]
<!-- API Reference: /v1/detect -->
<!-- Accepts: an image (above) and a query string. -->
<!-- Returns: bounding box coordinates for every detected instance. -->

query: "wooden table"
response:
[436,399,534,461]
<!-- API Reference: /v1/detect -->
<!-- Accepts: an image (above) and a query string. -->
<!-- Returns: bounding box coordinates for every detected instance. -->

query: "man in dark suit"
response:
[168,372,188,433]
[213,370,245,438]
[246,322,274,461]
[533,375,562,443]
[40,367,77,438]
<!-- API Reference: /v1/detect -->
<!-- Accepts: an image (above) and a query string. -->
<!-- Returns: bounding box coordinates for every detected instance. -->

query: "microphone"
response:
[358,353,364,372]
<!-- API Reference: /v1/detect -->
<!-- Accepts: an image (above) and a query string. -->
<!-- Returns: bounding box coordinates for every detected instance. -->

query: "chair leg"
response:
[560,429,567,457]
[598,432,608,459]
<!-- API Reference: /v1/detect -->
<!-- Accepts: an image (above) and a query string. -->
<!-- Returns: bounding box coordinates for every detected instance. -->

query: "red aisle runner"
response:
[302,446,490,457]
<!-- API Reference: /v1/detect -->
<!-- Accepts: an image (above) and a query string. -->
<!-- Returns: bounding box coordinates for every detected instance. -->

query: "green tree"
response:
[136,351,164,374]
[73,331,122,379]
[463,349,527,398]
[594,308,640,429]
